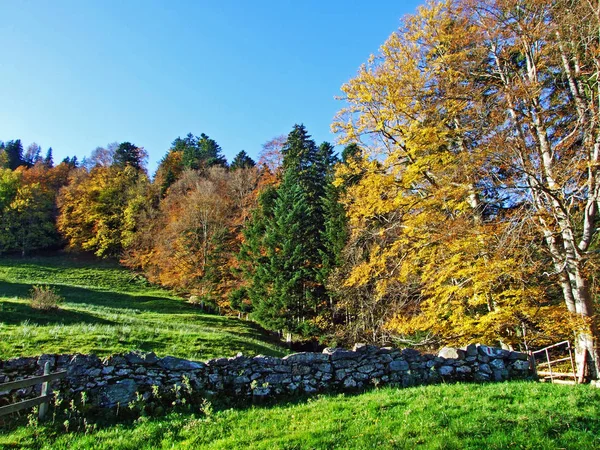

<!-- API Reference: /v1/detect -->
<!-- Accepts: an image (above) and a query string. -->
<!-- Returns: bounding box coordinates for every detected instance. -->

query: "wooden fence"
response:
[531,340,578,384]
[0,362,66,419]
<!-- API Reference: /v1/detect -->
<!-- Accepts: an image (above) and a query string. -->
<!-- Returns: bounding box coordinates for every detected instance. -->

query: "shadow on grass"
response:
[0,299,115,326]
[0,280,194,315]
[0,280,286,355]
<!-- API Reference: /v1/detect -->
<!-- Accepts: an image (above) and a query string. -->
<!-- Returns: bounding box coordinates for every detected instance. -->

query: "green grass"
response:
[0,254,286,360]
[2,382,600,449]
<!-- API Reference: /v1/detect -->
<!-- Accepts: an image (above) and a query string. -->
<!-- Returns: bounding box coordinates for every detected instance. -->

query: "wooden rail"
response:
[531,341,577,384]
[0,362,66,419]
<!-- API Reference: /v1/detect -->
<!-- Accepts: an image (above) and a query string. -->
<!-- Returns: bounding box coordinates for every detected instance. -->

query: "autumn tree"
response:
[331,0,567,350]
[57,164,149,258]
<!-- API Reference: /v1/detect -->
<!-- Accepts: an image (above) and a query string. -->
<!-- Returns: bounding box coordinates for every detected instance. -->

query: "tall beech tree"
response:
[333,0,600,378]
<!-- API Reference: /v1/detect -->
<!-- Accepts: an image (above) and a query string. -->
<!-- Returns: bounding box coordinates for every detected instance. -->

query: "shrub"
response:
[30,285,64,310]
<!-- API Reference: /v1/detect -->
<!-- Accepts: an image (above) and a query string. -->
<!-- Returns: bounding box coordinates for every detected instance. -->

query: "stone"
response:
[464,344,478,357]
[357,364,375,374]
[389,360,409,372]
[508,351,528,361]
[489,359,505,370]
[234,376,250,385]
[512,360,530,371]
[252,386,271,397]
[438,366,454,376]
[124,351,159,366]
[316,363,333,373]
[101,366,115,375]
[160,356,205,371]
[438,347,465,360]
[330,349,358,361]
[87,368,102,377]
[478,364,492,374]
[332,359,357,370]
[478,345,510,359]
[283,352,329,363]
[477,354,490,363]
[265,373,290,384]
[401,348,421,360]
[99,379,137,408]
[456,365,472,374]
[343,377,357,388]
[291,365,312,376]
[353,343,368,353]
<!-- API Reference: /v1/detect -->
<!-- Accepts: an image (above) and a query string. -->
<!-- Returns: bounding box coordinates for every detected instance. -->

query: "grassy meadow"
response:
[2,382,600,449]
[1,255,600,449]
[0,254,286,360]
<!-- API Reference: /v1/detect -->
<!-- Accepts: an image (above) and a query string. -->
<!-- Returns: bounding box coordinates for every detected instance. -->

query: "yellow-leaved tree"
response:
[331,0,580,358]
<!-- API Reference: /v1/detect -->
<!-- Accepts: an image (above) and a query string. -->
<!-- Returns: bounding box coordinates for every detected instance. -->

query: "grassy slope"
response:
[2,382,600,449]
[0,254,286,360]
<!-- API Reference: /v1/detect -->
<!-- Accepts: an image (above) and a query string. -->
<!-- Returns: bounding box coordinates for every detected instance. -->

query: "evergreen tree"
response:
[113,142,146,172]
[230,150,255,170]
[252,170,319,335]
[239,124,343,338]
[178,133,227,170]
[4,140,24,170]
[44,148,54,168]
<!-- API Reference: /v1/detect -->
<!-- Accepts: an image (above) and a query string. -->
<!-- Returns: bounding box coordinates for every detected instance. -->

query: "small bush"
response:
[30,285,64,311]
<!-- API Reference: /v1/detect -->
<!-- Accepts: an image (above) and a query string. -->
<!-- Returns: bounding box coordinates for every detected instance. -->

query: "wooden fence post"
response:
[38,361,50,420]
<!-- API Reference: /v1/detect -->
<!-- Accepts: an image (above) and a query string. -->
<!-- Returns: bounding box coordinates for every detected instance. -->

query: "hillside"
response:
[3,382,600,449]
[0,254,287,361]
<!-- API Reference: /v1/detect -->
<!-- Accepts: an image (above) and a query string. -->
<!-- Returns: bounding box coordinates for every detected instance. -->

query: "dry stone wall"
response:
[0,344,533,412]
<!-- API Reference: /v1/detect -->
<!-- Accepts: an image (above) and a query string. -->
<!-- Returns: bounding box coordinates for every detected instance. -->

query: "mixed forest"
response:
[1,0,599,380]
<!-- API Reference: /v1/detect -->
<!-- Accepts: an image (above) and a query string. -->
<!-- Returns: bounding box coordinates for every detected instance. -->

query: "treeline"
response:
[2,0,599,378]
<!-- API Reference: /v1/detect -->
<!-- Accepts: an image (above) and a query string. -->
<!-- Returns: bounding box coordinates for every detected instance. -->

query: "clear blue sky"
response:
[1,0,423,174]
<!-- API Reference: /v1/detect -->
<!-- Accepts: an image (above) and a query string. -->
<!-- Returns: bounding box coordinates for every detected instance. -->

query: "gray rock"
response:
[124,351,158,365]
[478,345,510,358]
[401,349,421,360]
[160,356,205,371]
[357,364,375,374]
[101,366,115,375]
[316,363,333,373]
[352,343,368,353]
[283,352,329,363]
[477,354,490,363]
[343,377,357,388]
[273,365,292,373]
[389,360,409,372]
[87,368,102,377]
[252,386,271,397]
[509,351,528,361]
[330,349,358,361]
[438,366,454,376]
[438,347,465,360]
[489,359,505,370]
[512,360,530,371]
[99,379,137,408]
[464,344,478,357]
[478,363,492,374]
[291,365,312,376]
[234,376,250,385]
[456,365,472,374]
[265,373,290,384]
[332,359,357,369]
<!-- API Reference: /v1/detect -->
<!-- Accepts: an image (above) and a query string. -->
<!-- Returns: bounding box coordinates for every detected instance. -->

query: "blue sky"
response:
[1,0,423,174]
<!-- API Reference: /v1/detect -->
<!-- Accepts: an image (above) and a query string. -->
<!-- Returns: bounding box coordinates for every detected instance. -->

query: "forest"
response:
[1,0,599,380]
